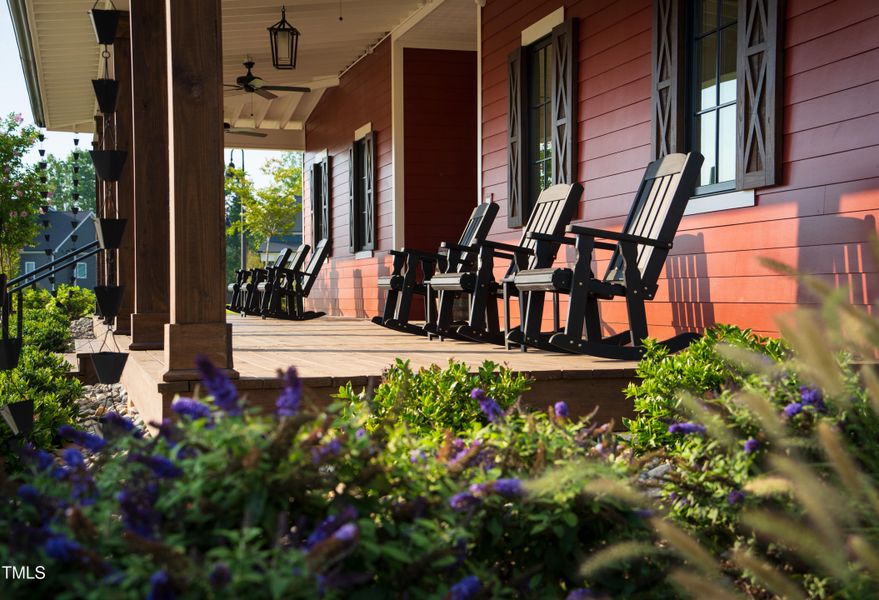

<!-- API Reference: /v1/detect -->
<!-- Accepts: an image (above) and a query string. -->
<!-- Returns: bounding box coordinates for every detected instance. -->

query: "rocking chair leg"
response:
[553,293,560,333]
[503,283,511,350]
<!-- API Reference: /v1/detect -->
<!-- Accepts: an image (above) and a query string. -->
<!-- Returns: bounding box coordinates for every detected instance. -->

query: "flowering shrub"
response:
[0,361,672,598]
[342,359,531,436]
[0,112,42,278]
[0,347,80,468]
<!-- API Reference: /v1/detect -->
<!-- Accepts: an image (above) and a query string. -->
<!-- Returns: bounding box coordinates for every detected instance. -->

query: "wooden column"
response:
[128,0,170,350]
[163,0,235,380]
[112,14,135,335]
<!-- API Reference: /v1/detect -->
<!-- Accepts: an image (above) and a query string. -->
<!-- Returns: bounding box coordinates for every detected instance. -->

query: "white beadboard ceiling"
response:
[15,0,428,148]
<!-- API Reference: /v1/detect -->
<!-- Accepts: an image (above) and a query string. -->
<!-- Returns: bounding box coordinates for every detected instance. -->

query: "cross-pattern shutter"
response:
[310,161,321,247]
[551,18,578,185]
[651,0,685,160]
[348,145,356,253]
[362,131,375,251]
[320,157,330,243]
[507,47,526,228]
[737,0,784,189]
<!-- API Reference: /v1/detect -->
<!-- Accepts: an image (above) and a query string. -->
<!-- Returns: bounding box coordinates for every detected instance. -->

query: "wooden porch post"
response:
[128,0,170,350]
[112,14,135,335]
[163,0,236,380]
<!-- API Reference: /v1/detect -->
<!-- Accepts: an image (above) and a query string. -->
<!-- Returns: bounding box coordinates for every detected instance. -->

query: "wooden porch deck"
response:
[76,316,639,427]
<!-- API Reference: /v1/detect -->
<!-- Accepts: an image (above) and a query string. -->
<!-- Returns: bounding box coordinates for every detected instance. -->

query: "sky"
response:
[0,4,281,189]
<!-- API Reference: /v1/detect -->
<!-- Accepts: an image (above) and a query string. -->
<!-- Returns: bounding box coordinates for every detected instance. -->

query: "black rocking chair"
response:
[510,152,703,359]
[257,243,310,317]
[266,238,330,321]
[231,246,297,316]
[372,201,499,336]
[425,182,582,345]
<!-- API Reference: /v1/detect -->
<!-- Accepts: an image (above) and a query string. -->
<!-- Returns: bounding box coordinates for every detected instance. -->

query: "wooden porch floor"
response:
[76,316,639,427]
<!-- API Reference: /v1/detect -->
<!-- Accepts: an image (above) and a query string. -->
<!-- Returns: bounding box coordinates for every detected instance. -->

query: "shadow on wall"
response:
[353,269,365,318]
[310,257,341,317]
[666,233,716,334]
[375,259,389,319]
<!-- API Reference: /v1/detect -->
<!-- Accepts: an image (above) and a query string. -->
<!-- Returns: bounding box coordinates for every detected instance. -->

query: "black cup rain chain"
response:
[88,1,126,183]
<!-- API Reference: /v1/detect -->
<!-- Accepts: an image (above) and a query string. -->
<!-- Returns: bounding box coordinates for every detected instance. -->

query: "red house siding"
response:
[303,38,394,317]
[481,0,879,337]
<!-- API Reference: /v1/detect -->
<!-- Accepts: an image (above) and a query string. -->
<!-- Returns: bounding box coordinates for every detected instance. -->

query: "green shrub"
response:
[22,307,72,353]
[48,284,95,320]
[22,287,52,312]
[0,362,670,599]
[0,347,80,467]
[340,359,531,436]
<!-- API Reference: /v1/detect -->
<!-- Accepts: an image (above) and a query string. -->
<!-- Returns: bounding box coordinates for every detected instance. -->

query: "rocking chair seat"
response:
[377,274,405,291]
[426,272,477,292]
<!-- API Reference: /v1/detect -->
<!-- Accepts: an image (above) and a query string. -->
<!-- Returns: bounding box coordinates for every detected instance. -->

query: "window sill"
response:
[354,250,374,260]
[684,189,755,216]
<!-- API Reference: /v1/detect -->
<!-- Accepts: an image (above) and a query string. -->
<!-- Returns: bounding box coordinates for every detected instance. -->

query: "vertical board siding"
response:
[303,39,393,316]
[481,0,879,337]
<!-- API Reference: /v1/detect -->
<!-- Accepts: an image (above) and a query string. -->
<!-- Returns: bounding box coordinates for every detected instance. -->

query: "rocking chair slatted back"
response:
[300,238,329,296]
[602,153,701,290]
[512,182,582,274]
[449,201,499,272]
[273,246,294,270]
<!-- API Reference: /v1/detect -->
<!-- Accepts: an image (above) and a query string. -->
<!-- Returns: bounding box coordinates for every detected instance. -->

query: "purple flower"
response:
[554,401,569,418]
[171,397,212,421]
[800,386,827,412]
[450,575,481,600]
[118,483,161,539]
[147,570,175,600]
[195,355,241,416]
[17,484,41,504]
[492,478,524,499]
[566,590,596,600]
[472,388,503,423]
[276,367,302,417]
[668,422,706,435]
[728,490,746,505]
[133,454,183,479]
[311,438,343,465]
[100,411,140,436]
[332,523,359,542]
[448,492,481,512]
[19,443,54,471]
[305,506,358,549]
[783,402,803,418]
[208,563,231,589]
[410,449,426,463]
[355,427,367,439]
[62,448,86,468]
[744,438,759,454]
[58,425,106,452]
[43,535,81,563]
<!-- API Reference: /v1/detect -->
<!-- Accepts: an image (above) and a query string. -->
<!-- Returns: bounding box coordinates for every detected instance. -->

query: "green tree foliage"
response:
[0,113,42,278]
[44,150,96,213]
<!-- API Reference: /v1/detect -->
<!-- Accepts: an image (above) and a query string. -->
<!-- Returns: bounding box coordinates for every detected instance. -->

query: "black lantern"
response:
[268,6,300,70]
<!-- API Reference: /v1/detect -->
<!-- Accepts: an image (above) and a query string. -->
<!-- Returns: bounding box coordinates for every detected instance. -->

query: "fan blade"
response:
[224,89,247,97]
[262,85,311,93]
[223,84,242,88]
[255,88,277,100]
[226,129,268,138]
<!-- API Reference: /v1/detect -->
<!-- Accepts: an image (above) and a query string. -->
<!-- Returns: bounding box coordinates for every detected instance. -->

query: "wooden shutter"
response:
[507,47,526,228]
[310,161,321,247]
[320,157,330,242]
[348,145,357,253]
[362,131,375,251]
[651,0,685,160]
[737,0,784,189]
[551,18,578,185]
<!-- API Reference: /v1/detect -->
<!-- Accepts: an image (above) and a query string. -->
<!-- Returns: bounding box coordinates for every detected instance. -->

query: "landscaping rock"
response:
[76,382,147,438]
[70,317,96,340]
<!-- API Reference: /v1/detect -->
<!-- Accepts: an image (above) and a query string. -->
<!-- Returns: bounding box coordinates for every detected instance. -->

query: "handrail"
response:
[8,246,102,295]
[6,240,100,287]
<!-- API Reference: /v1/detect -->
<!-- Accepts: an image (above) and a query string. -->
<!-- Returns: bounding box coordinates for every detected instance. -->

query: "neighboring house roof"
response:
[21,210,96,254]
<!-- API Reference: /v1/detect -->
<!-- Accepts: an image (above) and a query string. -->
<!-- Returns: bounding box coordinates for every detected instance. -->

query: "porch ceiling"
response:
[12,0,427,148]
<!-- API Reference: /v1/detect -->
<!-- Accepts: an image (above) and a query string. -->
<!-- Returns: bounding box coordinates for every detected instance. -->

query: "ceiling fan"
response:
[224,122,267,138]
[224,60,311,100]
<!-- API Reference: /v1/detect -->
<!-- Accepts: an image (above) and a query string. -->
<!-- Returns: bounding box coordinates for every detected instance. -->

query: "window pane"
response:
[717,105,736,183]
[697,33,718,110]
[721,0,737,25]
[719,25,737,105]
[699,0,716,34]
[695,111,717,186]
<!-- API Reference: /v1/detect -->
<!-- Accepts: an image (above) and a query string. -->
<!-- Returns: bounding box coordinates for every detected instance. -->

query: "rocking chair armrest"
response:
[525,232,576,245]
[440,241,475,253]
[399,248,444,262]
[479,239,533,255]
[388,249,407,257]
[566,225,672,249]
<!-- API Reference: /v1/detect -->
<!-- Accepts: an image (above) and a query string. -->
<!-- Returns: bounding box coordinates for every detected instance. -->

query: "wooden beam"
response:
[112,14,134,335]
[163,0,236,380]
[129,0,170,350]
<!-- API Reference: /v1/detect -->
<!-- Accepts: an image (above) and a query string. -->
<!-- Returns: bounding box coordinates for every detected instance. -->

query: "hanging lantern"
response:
[268,6,300,70]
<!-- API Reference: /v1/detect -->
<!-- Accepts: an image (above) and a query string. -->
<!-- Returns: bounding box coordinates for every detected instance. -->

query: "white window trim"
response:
[75,262,87,279]
[24,261,35,273]
[354,123,372,141]
[314,149,328,162]
[685,189,755,216]
[521,7,564,46]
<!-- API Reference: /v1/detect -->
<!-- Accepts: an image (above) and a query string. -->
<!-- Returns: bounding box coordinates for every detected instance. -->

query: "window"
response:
[348,131,374,254]
[24,261,35,274]
[75,262,87,279]
[311,156,330,247]
[507,18,578,227]
[652,0,783,194]
[527,36,553,204]
[690,0,737,194]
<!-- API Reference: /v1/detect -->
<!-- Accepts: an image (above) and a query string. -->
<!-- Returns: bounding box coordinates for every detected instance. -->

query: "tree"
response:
[44,151,97,213]
[225,152,303,270]
[0,113,42,278]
